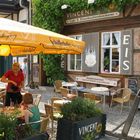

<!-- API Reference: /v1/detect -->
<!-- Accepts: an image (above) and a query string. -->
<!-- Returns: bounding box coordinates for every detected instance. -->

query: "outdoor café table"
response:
[0,82,7,90]
[0,107,26,127]
[53,99,71,107]
[75,86,109,109]
[0,106,25,124]
[0,82,7,105]
[62,82,77,88]
[91,87,109,109]
[0,107,24,118]
[62,82,78,93]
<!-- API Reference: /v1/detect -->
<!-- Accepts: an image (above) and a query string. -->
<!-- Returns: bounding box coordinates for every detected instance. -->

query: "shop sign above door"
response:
[65,9,122,25]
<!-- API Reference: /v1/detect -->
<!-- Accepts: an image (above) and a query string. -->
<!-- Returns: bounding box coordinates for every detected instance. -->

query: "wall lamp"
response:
[61,0,95,10]
[61,4,70,10]
[88,0,95,4]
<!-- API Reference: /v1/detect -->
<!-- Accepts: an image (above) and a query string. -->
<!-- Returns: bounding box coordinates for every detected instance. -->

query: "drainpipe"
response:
[27,0,34,88]
[26,0,37,88]
[19,0,27,9]
[19,0,33,87]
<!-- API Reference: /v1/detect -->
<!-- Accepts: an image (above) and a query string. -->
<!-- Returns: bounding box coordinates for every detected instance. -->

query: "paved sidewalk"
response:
[26,86,140,140]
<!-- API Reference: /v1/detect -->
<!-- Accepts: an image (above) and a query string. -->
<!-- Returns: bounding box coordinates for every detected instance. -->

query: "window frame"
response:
[101,31,121,74]
[67,35,82,71]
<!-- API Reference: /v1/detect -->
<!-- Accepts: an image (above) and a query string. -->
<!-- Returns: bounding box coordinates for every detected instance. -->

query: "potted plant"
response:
[56,97,106,140]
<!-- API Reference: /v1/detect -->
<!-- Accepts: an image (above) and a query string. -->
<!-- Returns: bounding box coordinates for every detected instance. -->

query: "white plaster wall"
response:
[19,8,28,23]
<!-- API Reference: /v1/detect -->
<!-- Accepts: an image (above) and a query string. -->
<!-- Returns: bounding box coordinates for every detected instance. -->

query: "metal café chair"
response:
[83,92,101,104]
[60,87,77,100]
[50,97,63,112]
[0,89,6,106]
[44,104,62,134]
[19,116,49,133]
[110,88,132,113]
[34,94,42,106]
[54,80,62,93]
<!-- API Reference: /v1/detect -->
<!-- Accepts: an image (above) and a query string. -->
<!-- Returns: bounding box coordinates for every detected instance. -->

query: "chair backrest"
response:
[0,90,6,98]
[50,97,63,111]
[34,94,41,106]
[83,93,96,100]
[54,80,62,90]
[122,88,132,102]
[19,117,49,133]
[50,97,62,105]
[60,87,69,97]
[40,117,49,133]
[113,88,132,102]
[44,104,53,120]
[0,90,6,106]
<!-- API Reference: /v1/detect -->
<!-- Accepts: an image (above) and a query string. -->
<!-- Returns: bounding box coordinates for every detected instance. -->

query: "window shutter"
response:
[120,30,133,75]
[82,33,99,73]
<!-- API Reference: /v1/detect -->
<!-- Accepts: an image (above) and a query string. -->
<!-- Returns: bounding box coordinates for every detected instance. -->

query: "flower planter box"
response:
[57,114,106,140]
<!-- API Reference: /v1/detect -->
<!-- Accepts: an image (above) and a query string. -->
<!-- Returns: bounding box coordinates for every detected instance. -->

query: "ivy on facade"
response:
[33,0,140,85]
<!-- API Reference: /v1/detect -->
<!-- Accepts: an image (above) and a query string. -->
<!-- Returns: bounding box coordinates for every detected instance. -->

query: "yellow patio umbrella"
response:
[0,18,85,56]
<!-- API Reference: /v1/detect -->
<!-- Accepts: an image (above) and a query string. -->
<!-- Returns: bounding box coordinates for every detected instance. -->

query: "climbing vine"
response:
[33,0,140,85]
[33,0,140,32]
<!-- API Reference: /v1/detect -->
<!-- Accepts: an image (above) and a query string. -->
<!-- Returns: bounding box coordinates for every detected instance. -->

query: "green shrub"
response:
[0,113,17,140]
[0,110,35,140]
[61,97,102,121]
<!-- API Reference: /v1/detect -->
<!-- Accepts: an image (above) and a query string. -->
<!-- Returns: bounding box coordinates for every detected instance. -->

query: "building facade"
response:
[63,4,140,94]
[0,0,48,86]
[0,0,29,77]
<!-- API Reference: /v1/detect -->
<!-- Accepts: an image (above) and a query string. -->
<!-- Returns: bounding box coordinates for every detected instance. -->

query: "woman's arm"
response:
[24,109,33,123]
[19,81,24,89]
[1,75,17,85]
[1,75,9,83]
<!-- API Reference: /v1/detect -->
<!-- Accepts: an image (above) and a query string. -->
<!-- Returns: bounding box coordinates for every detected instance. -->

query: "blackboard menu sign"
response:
[128,78,138,94]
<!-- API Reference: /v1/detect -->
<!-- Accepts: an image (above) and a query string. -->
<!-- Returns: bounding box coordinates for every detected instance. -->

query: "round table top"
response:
[0,107,23,117]
[62,82,77,87]
[54,99,71,105]
[91,87,109,92]
[0,82,7,90]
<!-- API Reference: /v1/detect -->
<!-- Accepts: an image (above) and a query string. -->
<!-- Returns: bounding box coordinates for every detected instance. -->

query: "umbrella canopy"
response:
[0,18,85,56]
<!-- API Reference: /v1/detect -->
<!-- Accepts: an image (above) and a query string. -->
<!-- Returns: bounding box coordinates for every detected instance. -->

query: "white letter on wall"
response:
[125,48,128,58]
[123,61,130,70]
[123,35,130,45]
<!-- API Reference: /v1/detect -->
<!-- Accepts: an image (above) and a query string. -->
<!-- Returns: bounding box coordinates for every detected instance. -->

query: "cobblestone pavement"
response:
[26,86,140,140]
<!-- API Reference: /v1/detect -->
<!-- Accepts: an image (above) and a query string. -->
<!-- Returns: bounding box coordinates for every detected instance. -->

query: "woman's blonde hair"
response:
[12,62,20,70]
[23,93,33,104]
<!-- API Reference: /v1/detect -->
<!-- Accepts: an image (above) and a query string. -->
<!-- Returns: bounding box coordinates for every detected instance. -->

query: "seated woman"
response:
[21,93,40,131]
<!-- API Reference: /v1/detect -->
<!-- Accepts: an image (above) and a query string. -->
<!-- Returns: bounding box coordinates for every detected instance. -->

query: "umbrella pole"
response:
[29,55,35,89]
[29,55,39,89]
[28,1,37,89]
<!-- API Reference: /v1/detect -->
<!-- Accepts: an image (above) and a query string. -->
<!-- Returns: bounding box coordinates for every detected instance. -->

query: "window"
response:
[68,35,82,71]
[101,31,121,73]
[33,55,38,63]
